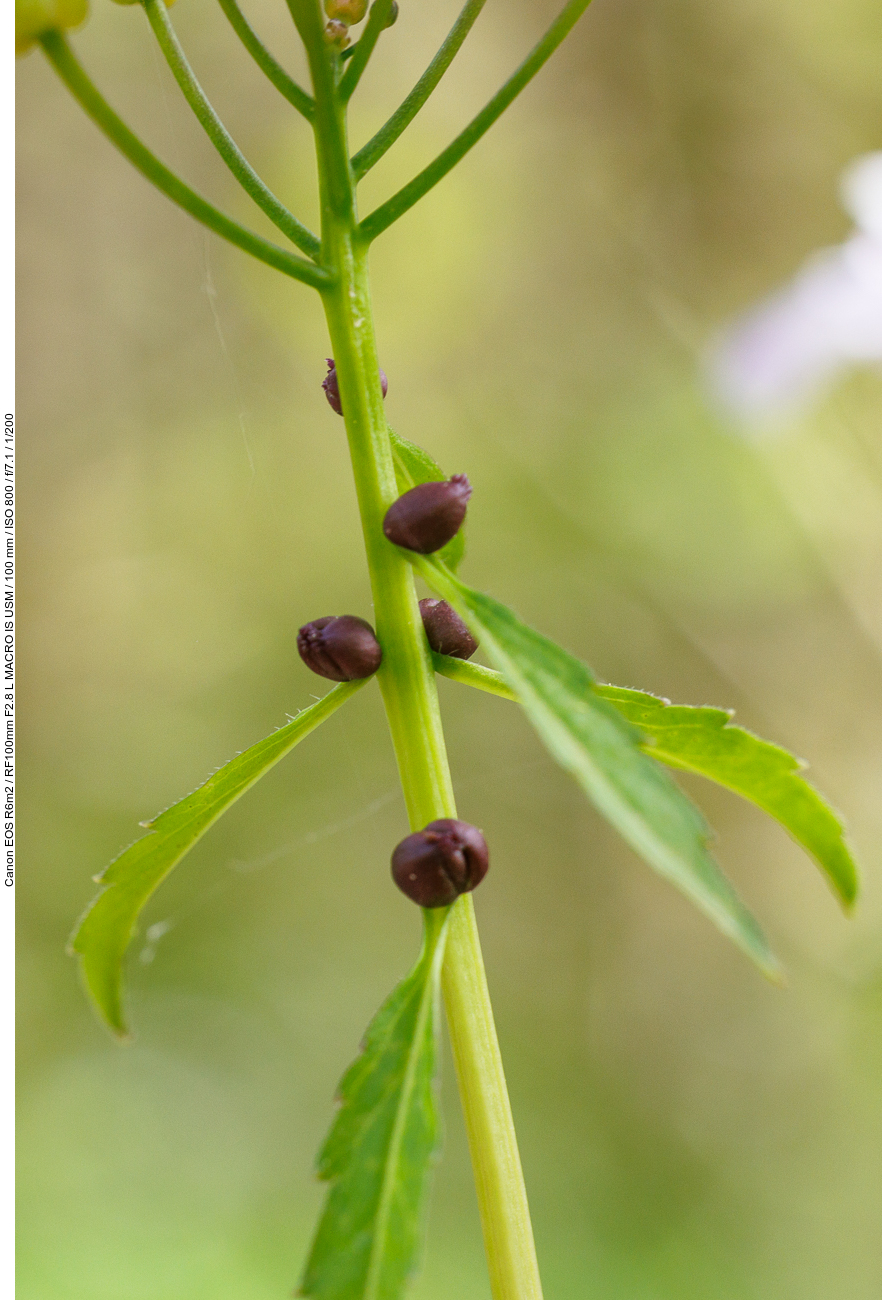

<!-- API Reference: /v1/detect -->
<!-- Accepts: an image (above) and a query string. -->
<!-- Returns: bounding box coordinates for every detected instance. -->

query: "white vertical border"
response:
[2,2,14,1294]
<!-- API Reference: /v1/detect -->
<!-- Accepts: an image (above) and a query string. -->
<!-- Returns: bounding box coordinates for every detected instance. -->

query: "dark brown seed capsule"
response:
[391,819,489,908]
[419,598,478,660]
[383,475,472,554]
[297,615,382,682]
[322,358,387,416]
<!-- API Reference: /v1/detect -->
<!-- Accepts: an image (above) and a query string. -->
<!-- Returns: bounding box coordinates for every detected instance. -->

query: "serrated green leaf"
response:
[430,655,859,910]
[417,562,780,979]
[300,909,450,1300]
[70,680,368,1036]
[594,685,859,908]
[388,427,465,572]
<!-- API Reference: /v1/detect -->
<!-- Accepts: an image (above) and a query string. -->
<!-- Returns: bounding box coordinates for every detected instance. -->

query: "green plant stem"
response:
[291,1,543,1288]
[142,0,321,260]
[351,0,488,179]
[39,32,331,289]
[216,0,315,121]
[338,0,396,101]
[325,247,544,1300]
[442,896,542,1300]
[359,0,594,242]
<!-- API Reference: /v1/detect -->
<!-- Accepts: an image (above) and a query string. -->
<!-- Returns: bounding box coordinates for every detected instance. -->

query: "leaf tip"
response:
[837,883,859,915]
[823,837,860,912]
[75,961,133,1040]
[93,986,131,1039]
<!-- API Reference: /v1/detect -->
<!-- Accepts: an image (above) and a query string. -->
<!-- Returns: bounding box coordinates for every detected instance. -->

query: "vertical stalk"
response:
[297,4,543,1292]
[323,258,544,1299]
[442,897,544,1300]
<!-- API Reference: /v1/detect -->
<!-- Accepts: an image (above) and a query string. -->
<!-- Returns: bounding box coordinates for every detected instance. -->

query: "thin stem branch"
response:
[351,0,488,180]
[337,0,395,102]
[142,0,321,260]
[433,653,518,700]
[39,32,331,290]
[215,0,315,121]
[359,0,594,242]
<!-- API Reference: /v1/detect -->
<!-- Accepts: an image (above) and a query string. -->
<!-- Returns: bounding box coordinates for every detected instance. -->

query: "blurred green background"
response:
[16,0,882,1296]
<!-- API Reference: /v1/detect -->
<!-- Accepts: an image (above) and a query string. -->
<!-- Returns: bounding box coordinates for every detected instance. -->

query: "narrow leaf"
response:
[388,428,465,572]
[418,562,780,978]
[431,656,859,909]
[595,686,859,908]
[70,680,367,1035]
[300,910,450,1300]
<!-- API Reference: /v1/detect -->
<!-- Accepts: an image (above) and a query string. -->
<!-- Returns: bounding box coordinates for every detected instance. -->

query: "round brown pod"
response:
[391,818,489,908]
[297,615,382,681]
[419,598,478,660]
[382,476,471,554]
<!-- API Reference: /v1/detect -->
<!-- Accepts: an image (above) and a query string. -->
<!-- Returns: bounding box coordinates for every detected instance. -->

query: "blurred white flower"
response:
[709,152,882,425]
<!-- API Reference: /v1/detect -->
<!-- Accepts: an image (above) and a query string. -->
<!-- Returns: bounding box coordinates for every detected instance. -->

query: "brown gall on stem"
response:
[322,358,388,416]
[297,615,382,682]
[391,819,489,908]
[419,598,478,660]
[383,475,471,554]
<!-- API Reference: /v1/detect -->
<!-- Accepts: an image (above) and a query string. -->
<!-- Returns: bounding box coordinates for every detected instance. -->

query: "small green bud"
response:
[381,0,399,29]
[323,19,350,48]
[324,0,367,24]
[15,0,88,56]
[109,0,176,7]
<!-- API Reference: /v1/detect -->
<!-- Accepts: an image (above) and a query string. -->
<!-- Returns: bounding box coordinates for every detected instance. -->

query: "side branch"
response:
[359,0,594,242]
[40,33,332,291]
[338,0,396,102]
[143,0,321,261]
[432,654,518,701]
[351,0,488,180]
[216,0,315,121]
